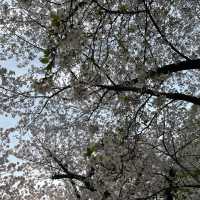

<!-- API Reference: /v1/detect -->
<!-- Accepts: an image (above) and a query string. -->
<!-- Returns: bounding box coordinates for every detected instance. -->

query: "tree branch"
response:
[95,84,200,105]
[52,173,86,182]
[143,0,190,60]
[147,59,200,77]
[47,148,96,192]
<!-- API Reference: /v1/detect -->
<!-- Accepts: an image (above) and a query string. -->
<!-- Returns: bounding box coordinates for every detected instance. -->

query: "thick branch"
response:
[121,59,200,85]
[96,84,200,105]
[48,148,96,191]
[52,172,96,192]
[52,173,86,182]
[147,59,200,77]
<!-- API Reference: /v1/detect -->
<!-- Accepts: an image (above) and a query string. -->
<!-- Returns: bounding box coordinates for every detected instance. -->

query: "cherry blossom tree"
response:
[1,0,200,199]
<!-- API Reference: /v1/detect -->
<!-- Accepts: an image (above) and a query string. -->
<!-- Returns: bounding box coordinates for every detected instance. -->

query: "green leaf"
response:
[96,9,104,16]
[51,14,61,27]
[119,4,128,12]
[45,62,53,72]
[85,144,96,157]
[43,49,51,57]
[123,96,129,102]
[40,57,49,64]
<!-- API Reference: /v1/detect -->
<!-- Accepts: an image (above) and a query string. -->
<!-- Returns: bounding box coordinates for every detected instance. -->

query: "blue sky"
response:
[0,58,20,129]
